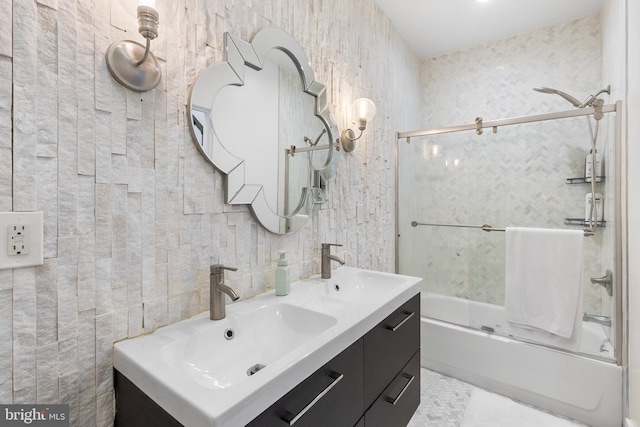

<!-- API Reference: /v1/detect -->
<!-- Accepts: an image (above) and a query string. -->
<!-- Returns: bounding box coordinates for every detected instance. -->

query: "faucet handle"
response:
[210,264,238,274]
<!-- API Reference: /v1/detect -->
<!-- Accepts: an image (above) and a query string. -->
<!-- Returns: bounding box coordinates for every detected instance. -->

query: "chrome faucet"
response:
[583,313,612,327]
[210,264,239,320]
[321,243,345,279]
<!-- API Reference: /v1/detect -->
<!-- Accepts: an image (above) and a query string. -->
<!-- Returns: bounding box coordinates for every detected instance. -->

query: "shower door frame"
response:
[394,101,625,366]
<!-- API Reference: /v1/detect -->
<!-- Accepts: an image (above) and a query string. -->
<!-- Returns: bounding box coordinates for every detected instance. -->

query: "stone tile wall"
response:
[0,0,422,425]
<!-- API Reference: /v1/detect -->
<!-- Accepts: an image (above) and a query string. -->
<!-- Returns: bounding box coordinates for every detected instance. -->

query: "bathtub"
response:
[420,292,623,427]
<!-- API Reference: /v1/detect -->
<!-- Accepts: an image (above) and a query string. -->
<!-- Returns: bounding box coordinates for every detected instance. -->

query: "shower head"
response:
[533,87,582,108]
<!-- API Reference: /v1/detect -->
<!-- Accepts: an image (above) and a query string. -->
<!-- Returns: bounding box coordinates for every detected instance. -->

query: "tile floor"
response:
[408,369,475,427]
[408,368,589,427]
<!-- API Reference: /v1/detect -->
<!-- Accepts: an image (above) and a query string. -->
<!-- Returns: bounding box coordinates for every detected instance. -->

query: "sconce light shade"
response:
[127,0,177,19]
[341,98,376,152]
[105,0,176,92]
[351,98,376,131]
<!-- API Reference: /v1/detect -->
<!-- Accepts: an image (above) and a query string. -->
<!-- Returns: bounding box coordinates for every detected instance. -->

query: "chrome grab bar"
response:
[411,221,504,232]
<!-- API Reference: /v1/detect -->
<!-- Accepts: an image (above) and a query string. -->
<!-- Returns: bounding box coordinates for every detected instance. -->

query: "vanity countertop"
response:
[113,266,422,427]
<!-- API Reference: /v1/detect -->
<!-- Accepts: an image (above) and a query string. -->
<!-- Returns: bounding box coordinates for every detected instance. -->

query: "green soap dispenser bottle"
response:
[275,251,290,296]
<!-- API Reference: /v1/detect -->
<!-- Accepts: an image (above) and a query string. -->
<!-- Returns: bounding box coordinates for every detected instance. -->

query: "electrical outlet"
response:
[8,224,30,255]
[0,212,43,270]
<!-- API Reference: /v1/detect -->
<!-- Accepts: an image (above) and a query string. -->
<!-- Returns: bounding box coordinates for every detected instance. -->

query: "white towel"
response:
[505,227,583,351]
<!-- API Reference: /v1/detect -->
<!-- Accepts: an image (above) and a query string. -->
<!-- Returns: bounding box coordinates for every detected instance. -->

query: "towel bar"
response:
[410,221,593,237]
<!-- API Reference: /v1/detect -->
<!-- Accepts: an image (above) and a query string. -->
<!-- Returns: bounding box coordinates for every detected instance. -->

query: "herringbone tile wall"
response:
[399,13,612,315]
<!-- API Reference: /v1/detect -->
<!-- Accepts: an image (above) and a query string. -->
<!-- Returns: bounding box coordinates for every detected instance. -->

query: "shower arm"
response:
[579,86,612,109]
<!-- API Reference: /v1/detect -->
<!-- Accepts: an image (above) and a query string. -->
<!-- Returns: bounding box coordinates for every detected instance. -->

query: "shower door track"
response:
[396,103,617,140]
[394,101,624,366]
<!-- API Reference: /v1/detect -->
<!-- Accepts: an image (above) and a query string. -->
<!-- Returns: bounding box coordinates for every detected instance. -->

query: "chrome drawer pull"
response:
[386,311,415,332]
[385,373,415,405]
[282,371,344,425]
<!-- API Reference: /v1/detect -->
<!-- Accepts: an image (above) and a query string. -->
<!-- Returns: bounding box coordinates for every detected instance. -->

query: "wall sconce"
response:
[340,98,376,152]
[105,0,175,92]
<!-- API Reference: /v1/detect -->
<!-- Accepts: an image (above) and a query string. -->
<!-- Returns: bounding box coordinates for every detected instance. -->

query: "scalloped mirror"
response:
[188,28,340,234]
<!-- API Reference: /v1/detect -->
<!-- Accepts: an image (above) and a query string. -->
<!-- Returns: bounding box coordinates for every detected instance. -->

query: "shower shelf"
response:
[564,218,606,227]
[566,176,605,184]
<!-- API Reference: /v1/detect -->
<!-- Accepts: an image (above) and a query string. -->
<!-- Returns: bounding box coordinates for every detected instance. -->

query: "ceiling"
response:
[373,0,604,58]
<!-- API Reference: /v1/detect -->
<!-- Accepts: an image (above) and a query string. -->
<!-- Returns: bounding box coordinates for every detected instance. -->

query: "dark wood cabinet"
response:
[363,295,420,409]
[114,370,182,427]
[246,339,364,427]
[364,351,421,427]
[251,294,421,427]
[115,293,421,427]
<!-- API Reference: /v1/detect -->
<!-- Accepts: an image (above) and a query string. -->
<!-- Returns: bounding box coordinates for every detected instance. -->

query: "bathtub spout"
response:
[583,313,612,327]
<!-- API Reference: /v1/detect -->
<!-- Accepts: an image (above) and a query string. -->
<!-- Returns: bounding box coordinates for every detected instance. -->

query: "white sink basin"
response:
[161,303,337,389]
[114,266,422,427]
[310,268,408,304]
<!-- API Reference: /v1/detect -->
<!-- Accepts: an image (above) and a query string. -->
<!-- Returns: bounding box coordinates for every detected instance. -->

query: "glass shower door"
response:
[397,112,619,362]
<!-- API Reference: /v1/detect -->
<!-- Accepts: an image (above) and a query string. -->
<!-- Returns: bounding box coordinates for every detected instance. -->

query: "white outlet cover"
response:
[0,212,44,270]
[7,224,30,255]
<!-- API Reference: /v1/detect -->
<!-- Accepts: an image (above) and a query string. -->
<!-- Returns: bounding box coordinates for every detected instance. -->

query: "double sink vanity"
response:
[113,267,422,426]
[112,24,423,426]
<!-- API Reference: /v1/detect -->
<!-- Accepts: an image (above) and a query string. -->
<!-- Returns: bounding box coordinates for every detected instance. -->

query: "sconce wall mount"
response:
[105,3,163,92]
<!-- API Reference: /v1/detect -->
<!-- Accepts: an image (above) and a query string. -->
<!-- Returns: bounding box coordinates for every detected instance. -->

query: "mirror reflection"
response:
[188,28,339,234]
[211,49,331,218]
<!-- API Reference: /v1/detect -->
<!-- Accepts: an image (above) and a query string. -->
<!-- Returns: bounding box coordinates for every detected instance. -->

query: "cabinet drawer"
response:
[247,339,364,427]
[364,350,420,427]
[363,294,419,408]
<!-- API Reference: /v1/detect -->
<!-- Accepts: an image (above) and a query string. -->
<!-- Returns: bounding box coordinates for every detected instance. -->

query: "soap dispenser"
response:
[275,251,290,296]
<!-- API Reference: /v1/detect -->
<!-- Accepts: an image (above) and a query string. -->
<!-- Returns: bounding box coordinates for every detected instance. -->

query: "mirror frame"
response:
[187,27,340,234]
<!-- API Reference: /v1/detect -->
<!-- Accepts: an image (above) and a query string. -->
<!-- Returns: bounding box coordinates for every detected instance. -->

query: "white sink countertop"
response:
[113,266,422,427]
